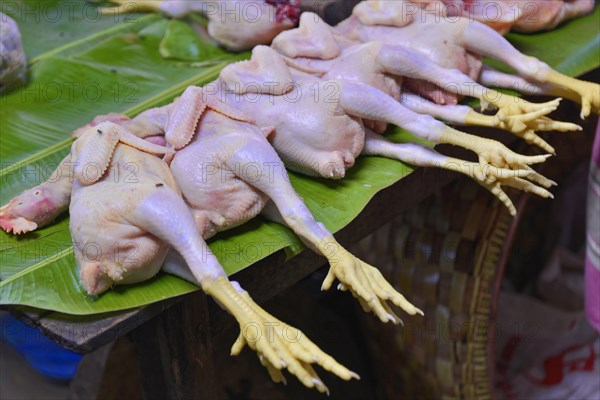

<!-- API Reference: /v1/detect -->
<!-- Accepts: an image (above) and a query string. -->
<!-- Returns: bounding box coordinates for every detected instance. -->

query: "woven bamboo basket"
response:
[351,122,595,400]
[353,180,512,400]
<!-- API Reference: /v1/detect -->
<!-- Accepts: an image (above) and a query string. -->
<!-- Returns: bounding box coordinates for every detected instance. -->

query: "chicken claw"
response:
[317,239,423,324]
[465,110,582,154]
[440,126,552,172]
[446,160,555,216]
[361,133,554,217]
[204,277,359,392]
[543,71,600,119]
[508,116,582,155]
[485,91,561,121]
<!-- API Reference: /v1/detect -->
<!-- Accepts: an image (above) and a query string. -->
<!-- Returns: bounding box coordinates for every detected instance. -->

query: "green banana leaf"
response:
[486,6,600,76]
[0,1,598,315]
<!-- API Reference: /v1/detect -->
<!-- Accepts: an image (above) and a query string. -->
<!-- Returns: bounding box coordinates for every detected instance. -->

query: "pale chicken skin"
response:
[69,144,177,293]
[214,70,366,179]
[112,87,425,325]
[1,121,359,393]
[338,0,600,118]
[67,122,180,293]
[103,0,299,51]
[433,0,596,34]
[169,111,274,237]
[208,43,556,215]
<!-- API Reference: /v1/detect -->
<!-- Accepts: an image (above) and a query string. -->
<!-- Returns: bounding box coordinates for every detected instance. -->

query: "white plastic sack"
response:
[495,291,600,400]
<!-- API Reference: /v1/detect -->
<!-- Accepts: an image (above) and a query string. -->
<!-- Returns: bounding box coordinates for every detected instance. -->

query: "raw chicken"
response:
[338,0,600,119]
[7,95,423,325]
[0,122,358,393]
[272,13,579,154]
[509,0,595,32]
[432,0,596,34]
[212,44,554,215]
[117,89,423,325]
[102,0,300,51]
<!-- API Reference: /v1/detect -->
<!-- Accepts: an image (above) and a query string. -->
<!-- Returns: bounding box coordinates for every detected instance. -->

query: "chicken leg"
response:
[362,130,554,216]
[337,80,553,182]
[460,21,600,119]
[164,93,423,324]
[399,92,582,154]
[129,189,358,394]
[375,42,563,120]
[479,65,599,116]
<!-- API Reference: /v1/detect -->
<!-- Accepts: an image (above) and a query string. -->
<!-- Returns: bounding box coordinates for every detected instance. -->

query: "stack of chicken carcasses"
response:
[1,0,598,394]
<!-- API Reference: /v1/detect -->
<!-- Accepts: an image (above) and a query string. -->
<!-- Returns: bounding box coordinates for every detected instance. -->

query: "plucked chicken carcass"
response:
[272,13,579,154]
[341,0,600,119]
[86,57,552,217]
[206,43,553,215]
[102,0,301,51]
[70,47,551,217]
[97,89,424,327]
[0,122,359,393]
[3,95,425,324]
[431,0,596,34]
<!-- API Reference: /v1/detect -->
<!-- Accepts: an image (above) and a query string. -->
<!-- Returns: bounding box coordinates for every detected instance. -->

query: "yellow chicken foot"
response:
[461,22,600,119]
[315,239,423,324]
[464,109,582,154]
[439,126,552,173]
[481,89,561,120]
[203,276,359,392]
[542,71,600,119]
[444,159,555,216]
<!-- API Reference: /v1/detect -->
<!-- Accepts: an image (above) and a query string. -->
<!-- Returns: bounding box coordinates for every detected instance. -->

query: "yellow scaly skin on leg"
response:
[442,157,555,216]
[464,109,582,154]
[203,276,359,393]
[481,89,561,120]
[315,238,423,325]
[438,126,554,188]
[543,70,600,119]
